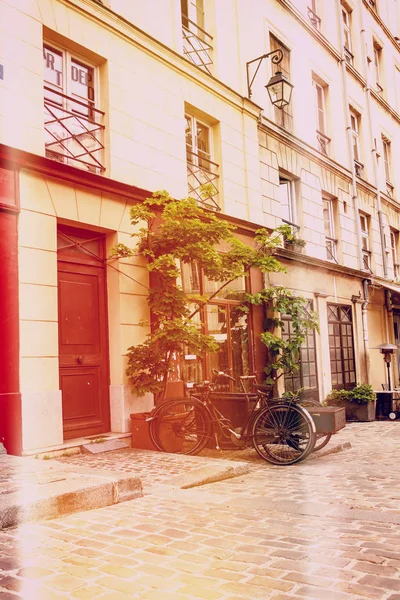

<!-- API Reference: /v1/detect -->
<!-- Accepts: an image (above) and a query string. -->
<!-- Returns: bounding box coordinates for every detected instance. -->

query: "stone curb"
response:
[309,441,352,460]
[164,461,250,489]
[0,456,142,529]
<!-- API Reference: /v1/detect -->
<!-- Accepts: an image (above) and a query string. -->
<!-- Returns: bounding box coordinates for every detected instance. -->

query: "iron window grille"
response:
[307,5,321,30]
[43,45,105,173]
[181,0,213,74]
[185,114,220,211]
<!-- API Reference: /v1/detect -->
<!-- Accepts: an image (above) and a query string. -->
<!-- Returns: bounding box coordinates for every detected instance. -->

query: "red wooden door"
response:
[57,227,110,439]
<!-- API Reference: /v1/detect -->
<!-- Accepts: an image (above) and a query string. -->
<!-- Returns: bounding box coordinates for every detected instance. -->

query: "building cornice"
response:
[259,118,353,185]
[0,144,150,203]
[369,89,400,125]
[61,0,261,121]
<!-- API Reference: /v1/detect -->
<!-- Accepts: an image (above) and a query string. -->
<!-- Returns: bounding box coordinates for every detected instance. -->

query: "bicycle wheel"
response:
[298,399,332,452]
[251,403,316,465]
[149,398,212,455]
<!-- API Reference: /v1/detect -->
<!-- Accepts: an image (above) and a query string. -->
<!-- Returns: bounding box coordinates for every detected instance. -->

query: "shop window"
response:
[282,301,318,400]
[327,304,356,390]
[43,43,105,173]
[181,262,249,391]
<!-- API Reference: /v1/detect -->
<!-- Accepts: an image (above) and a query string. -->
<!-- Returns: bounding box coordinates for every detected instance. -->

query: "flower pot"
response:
[284,242,305,253]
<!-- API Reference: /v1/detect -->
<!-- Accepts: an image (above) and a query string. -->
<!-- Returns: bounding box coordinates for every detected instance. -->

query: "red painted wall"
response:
[0,172,22,455]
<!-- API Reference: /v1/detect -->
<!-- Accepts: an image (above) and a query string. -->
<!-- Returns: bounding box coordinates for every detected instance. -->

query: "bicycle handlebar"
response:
[212,369,235,382]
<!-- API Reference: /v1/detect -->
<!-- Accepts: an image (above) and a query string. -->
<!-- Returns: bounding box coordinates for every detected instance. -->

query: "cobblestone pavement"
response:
[2,421,400,599]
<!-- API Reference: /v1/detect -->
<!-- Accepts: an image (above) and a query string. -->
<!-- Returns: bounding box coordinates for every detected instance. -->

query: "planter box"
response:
[327,401,376,422]
[306,406,346,433]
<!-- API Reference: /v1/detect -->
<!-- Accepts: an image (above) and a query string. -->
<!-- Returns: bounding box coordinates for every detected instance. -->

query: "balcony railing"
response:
[182,18,213,74]
[354,159,364,177]
[316,130,331,155]
[325,237,338,263]
[344,47,354,66]
[386,181,394,198]
[307,6,321,30]
[44,86,105,173]
[362,249,372,272]
[186,149,220,211]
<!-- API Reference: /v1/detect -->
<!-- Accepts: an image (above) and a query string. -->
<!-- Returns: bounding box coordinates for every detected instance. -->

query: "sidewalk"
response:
[0,450,250,530]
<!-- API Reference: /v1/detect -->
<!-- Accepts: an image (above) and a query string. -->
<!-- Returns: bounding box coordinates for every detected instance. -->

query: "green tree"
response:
[111,190,317,400]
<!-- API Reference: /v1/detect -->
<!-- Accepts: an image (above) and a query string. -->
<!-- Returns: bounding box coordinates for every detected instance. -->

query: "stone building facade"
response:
[0,0,399,454]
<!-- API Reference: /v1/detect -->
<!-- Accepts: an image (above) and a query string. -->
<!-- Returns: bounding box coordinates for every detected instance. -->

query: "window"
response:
[307,0,321,30]
[328,304,356,390]
[269,35,293,132]
[396,67,400,113]
[341,5,354,65]
[185,113,219,210]
[382,136,394,197]
[181,0,213,73]
[323,198,337,261]
[181,262,249,391]
[43,44,104,173]
[312,77,330,154]
[373,41,383,92]
[390,230,399,278]
[350,109,363,175]
[359,213,372,271]
[282,301,318,400]
[278,176,296,224]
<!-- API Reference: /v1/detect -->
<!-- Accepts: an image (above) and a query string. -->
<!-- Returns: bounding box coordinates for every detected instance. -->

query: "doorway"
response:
[57,225,110,439]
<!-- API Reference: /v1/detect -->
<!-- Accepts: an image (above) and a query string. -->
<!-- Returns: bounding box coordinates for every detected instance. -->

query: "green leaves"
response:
[110,188,314,399]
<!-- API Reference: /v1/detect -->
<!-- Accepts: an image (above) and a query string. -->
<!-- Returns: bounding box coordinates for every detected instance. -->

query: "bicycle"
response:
[146,372,317,466]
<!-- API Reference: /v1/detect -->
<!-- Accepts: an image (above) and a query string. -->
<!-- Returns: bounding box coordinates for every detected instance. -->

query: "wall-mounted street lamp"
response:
[246,49,294,108]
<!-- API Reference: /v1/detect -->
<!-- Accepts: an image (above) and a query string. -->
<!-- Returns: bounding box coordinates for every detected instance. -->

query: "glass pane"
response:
[70,59,95,117]
[204,275,246,299]
[181,261,201,293]
[278,180,292,222]
[196,122,210,158]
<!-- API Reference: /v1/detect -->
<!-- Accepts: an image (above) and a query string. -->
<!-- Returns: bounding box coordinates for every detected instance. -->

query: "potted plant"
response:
[325,384,376,422]
[276,224,307,253]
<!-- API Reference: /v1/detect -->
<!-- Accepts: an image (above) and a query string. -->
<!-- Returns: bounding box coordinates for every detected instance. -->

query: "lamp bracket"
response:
[246,49,283,99]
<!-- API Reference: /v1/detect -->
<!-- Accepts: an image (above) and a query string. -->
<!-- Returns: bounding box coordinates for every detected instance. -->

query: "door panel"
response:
[58,243,110,440]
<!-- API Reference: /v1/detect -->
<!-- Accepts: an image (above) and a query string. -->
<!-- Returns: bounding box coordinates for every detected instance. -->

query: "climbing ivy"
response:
[111,190,318,400]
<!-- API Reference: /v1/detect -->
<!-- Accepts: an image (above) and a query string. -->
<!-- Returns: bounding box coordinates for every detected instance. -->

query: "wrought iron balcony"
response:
[362,249,372,272]
[307,6,321,30]
[386,181,395,198]
[186,149,220,211]
[325,237,338,263]
[182,18,213,74]
[316,130,331,155]
[44,86,105,173]
[344,47,354,66]
[354,160,364,177]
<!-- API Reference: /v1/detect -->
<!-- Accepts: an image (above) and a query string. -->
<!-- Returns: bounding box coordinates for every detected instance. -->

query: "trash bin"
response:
[130,412,158,451]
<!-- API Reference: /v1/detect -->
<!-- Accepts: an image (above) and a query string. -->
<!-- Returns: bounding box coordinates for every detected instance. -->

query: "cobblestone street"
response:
[2,422,400,599]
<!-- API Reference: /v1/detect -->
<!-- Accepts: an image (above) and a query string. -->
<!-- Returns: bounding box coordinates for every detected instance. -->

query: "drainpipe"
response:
[335,0,364,271]
[362,279,371,384]
[359,5,388,277]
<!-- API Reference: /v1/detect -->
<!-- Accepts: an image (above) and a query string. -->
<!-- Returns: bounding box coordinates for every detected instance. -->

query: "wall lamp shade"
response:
[265,71,294,109]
